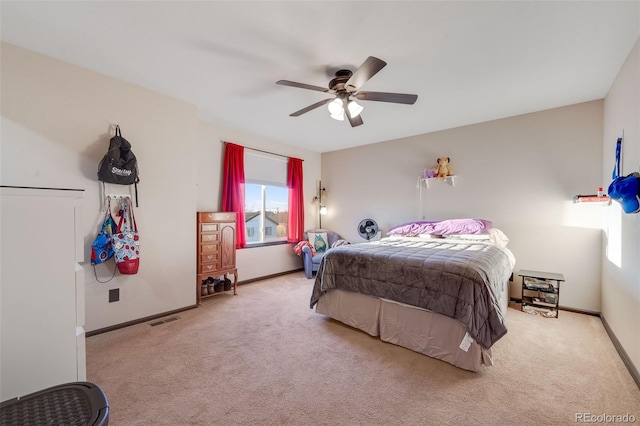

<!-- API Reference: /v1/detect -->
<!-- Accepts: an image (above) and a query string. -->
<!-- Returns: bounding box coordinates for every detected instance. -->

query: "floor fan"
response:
[357,219,380,241]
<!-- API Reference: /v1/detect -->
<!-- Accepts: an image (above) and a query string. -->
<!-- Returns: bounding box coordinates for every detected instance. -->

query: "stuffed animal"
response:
[435,157,452,180]
[423,168,437,179]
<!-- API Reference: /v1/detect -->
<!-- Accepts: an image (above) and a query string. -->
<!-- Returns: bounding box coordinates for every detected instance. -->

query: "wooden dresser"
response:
[196,212,238,304]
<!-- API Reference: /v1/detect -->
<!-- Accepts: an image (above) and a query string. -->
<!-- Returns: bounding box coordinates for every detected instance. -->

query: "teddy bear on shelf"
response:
[435,157,452,180]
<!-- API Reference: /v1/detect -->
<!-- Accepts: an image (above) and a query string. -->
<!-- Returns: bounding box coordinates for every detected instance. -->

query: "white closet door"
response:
[1,187,84,401]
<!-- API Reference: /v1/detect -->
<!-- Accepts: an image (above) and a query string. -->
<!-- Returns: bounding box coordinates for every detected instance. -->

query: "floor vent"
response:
[149,316,180,327]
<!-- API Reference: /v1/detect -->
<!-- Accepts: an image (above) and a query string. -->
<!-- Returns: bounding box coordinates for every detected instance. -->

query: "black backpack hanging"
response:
[98,125,140,206]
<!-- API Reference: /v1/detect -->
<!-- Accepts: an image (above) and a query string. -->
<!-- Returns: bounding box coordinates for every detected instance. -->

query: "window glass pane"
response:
[244,182,288,244]
[265,185,288,240]
[244,183,262,213]
[245,183,261,243]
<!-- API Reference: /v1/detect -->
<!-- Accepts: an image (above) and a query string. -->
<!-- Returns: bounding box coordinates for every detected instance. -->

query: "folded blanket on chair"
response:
[294,240,315,256]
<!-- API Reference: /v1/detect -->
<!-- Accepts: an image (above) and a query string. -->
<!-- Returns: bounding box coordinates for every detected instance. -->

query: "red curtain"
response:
[287,157,305,242]
[221,142,247,249]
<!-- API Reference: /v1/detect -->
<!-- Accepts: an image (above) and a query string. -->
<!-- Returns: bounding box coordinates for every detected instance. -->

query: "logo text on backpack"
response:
[111,166,132,177]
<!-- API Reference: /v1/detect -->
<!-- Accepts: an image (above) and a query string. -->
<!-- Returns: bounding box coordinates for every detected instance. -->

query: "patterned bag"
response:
[113,197,140,274]
[91,199,116,265]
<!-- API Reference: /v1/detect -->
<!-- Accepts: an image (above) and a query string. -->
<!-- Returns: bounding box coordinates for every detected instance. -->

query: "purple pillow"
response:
[388,219,492,236]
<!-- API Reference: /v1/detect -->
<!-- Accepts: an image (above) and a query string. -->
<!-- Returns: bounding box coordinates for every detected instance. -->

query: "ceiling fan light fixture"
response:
[327,98,343,115]
[277,56,417,127]
[347,100,364,117]
[328,98,345,120]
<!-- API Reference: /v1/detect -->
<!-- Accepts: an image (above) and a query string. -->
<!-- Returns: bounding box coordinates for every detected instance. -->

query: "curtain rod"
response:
[221,140,303,161]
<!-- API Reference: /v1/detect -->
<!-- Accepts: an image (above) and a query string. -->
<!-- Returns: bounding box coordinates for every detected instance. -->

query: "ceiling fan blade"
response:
[345,56,387,92]
[276,80,332,93]
[348,114,364,127]
[354,91,418,104]
[289,98,333,117]
[344,101,364,127]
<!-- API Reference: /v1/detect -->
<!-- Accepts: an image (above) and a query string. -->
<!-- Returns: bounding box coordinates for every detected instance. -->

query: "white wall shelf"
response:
[418,175,457,189]
[572,195,611,205]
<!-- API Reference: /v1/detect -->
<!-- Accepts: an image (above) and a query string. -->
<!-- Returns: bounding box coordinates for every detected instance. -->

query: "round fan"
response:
[276,56,418,127]
[358,219,379,241]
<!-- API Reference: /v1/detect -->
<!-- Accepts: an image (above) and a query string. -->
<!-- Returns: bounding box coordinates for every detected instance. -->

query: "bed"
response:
[309,220,516,372]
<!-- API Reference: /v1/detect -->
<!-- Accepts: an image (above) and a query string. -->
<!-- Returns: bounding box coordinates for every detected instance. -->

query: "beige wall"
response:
[602,36,640,377]
[322,101,605,313]
[0,43,321,332]
[196,120,321,281]
[1,43,198,332]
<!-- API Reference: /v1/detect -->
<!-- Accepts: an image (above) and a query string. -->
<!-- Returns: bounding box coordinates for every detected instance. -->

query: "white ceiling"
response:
[2,1,639,153]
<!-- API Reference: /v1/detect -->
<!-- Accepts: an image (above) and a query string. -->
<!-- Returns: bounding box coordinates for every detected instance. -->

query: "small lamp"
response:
[313,181,328,228]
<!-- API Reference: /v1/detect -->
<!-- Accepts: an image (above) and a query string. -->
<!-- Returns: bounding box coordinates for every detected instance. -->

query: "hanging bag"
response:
[113,198,140,274]
[97,125,140,206]
[91,198,116,265]
[608,137,640,214]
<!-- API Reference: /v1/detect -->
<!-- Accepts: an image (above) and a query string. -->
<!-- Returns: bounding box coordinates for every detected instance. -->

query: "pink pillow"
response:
[387,219,492,236]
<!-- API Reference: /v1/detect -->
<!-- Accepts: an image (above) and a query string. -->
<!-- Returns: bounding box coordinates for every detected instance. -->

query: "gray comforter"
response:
[310,238,513,349]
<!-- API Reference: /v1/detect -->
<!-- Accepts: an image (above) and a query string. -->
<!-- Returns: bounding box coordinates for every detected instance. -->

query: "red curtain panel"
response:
[221,142,247,248]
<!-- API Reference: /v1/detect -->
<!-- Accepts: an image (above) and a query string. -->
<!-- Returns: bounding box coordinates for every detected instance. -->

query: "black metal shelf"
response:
[518,270,564,318]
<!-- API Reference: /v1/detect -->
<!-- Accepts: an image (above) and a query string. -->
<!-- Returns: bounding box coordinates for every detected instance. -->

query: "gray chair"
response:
[301,229,345,279]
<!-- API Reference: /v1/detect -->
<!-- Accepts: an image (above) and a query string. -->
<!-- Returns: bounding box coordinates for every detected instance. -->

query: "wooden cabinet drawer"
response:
[199,233,219,243]
[198,212,236,223]
[200,252,219,264]
[198,263,220,274]
[200,243,219,254]
[200,223,219,233]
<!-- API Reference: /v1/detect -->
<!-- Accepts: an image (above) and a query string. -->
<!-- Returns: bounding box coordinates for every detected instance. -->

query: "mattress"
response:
[311,236,515,349]
[315,272,510,372]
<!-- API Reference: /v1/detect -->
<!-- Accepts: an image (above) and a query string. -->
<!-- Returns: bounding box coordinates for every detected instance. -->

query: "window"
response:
[244,183,288,244]
[243,150,289,245]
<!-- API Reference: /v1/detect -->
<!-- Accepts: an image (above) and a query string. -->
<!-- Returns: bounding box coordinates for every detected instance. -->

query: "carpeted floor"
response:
[86,272,640,425]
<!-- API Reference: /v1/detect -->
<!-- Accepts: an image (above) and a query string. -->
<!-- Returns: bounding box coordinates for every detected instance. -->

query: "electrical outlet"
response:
[109,288,120,303]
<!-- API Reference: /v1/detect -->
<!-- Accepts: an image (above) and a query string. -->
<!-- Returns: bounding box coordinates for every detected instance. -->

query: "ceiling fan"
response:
[276,56,418,127]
